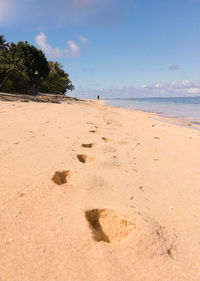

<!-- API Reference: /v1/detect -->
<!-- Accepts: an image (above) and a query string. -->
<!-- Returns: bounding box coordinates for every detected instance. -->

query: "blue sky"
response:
[1,0,200,98]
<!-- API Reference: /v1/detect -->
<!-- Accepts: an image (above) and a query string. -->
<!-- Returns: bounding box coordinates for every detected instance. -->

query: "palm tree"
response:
[0,35,9,51]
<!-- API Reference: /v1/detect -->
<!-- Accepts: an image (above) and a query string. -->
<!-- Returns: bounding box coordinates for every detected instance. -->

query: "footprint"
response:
[77,154,95,163]
[18,193,25,198]
[102,137,114,143]
[81,143,96,148]
[52,170,71,185]
[85,209,135,243]
[89,130,98,133]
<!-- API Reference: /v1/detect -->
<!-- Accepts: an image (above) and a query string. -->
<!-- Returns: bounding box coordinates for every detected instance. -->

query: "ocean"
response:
[106,96,200,123]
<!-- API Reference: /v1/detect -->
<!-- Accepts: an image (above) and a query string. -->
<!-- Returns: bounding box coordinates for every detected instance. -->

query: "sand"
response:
[0,98,200,281]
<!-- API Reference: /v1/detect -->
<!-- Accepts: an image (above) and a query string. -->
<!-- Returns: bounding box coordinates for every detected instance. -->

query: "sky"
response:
[1,0,200,98]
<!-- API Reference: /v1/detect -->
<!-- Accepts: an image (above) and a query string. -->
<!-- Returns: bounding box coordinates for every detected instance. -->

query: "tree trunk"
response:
[28,84,38,95]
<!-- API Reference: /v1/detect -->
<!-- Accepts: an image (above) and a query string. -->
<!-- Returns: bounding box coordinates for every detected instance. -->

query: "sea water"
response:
[107,97,200,123]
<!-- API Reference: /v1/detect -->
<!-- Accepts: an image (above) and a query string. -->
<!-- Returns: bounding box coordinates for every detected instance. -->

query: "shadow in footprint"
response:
[89,130,98,133]
[52,170,71,185]
[77,154,95,163]
[81,143,96,148]
[102,137,114,143]
[85,209,135,243]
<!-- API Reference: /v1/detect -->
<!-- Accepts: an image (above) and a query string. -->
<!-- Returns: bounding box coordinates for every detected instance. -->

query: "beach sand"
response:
[0,99,200,281]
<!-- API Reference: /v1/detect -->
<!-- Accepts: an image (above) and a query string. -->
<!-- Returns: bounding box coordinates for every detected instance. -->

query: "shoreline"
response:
[1,91,200,130]
[105,99,200,130]
[106,97,200,128]
[0,98,200,280]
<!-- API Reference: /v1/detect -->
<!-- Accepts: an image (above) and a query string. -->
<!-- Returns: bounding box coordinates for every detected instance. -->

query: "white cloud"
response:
[64,40,80,57]
[154,83,162,88]
[167,80,193,90]
[73,80,200,99]
[141,84,147,89]
[77,35,89,44]
[35,32,80,58]
[35,32,62,58]
[140,80,196,95]
[187,88,200,94]
[181,80,191,87]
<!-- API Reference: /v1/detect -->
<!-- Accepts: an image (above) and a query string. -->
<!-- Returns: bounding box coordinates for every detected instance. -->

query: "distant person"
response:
[97,95,100,100]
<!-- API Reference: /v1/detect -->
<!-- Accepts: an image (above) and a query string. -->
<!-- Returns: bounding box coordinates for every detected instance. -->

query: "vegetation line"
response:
[0,35,74,95]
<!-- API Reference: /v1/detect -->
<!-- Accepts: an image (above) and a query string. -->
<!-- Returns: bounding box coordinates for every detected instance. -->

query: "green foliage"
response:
[16,41,49,83]
[39,61,74,94]
[0,35,9,51]
[2,71,30,93]
[0,35,74,95]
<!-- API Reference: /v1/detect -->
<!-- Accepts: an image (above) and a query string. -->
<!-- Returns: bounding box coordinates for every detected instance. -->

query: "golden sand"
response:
[0,99,200,280]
